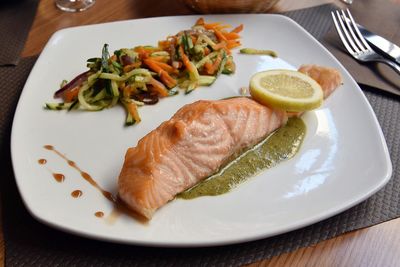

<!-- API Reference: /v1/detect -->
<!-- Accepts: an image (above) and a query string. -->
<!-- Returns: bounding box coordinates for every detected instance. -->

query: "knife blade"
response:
[357,24,400,65]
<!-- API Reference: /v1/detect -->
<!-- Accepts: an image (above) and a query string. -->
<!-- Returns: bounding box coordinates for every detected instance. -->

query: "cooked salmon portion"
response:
[298,64,342,98]
[118,97,288,219]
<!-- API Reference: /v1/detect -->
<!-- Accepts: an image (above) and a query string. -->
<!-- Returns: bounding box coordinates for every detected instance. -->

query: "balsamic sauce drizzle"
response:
[43,145,115,202]
[39,145,151,223]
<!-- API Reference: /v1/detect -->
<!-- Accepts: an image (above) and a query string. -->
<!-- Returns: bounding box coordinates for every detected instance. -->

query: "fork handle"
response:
[377,58,400,75]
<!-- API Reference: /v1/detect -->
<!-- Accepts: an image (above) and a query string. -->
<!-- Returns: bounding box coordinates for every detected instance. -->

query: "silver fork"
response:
[331,9,400,75]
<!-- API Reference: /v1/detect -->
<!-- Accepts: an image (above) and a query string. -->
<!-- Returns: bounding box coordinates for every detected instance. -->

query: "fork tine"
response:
[340,10,364,52]
[334,10,361,54]
[331,11,356,55]
[345,9,372,50]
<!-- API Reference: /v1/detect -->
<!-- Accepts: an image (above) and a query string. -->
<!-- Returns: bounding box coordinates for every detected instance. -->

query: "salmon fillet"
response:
[298,64,342,98]
[118,65,342,219]
[118,97,288,219]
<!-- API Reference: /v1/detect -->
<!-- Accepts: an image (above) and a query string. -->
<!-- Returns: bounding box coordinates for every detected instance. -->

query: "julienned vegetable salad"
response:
[45,18,243,126]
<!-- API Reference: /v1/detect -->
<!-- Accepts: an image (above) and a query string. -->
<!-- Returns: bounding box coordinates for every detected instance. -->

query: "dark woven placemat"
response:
[2,4,400,266]
[0,0,39,66]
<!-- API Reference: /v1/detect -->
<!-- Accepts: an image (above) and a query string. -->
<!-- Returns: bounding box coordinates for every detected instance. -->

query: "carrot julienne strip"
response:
[144,59,177,88]
[231,24,244,33]
[223,31,241,40]
[123,62,142,73]
[152,61,178,74]
[179,46,195,73]
[195,17,205,25]
[148,77,169,97]
[126,101,141,122]
[204,54,222,75]
[213,28,228,42]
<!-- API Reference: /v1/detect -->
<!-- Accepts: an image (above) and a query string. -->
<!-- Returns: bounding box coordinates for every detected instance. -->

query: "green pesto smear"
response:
[178,117,306,200]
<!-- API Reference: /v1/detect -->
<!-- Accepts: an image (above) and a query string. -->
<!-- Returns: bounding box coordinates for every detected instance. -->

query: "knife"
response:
[357,24,400,65]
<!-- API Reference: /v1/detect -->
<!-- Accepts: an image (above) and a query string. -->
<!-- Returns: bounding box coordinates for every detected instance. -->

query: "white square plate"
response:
[11,14,392,247]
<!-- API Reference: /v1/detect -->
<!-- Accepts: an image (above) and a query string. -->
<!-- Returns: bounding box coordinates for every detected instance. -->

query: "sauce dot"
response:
[81,172,91,180]
[68,160,75,167]
[38,159,47,165]
[52,173,65,183]
[44,145,54,150]
[95,211,104,218]
[71,190,82,198]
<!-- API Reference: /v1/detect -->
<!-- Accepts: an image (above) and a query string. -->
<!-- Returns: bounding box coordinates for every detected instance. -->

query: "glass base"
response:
[55,0,96,12]
[341,0,353,4]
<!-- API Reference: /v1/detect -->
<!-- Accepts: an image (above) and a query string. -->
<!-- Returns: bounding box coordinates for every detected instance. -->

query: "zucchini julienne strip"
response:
[109,80,120,107]
[110,80,120,97]
[195,51,219,69]
[91,88,107,102]
[215,51,228,77]
[45,102,75,110]
[198,75,216,86]
[185,81,198,94]
[239,48,278,57]
[122,99,141,126]
[78,83,104,111]
[179,46,199,82]
[150,51,170,57]
[222,56,235,75]
[196,34,217,49]
[99,68,151,82]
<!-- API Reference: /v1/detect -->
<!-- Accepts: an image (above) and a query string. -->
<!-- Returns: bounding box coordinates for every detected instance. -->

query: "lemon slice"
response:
[249,69,323,112]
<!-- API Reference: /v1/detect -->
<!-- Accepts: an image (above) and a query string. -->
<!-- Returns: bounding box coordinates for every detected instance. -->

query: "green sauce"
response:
[178,117,306,199]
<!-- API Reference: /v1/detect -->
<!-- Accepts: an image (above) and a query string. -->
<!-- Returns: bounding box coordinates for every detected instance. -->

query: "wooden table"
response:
[2,0,400,266]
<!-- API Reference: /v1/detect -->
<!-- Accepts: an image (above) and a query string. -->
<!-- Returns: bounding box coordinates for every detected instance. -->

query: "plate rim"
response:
[10,14,393,247]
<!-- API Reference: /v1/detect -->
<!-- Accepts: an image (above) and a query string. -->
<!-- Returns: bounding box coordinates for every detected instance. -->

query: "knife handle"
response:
[377,58,400,76]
